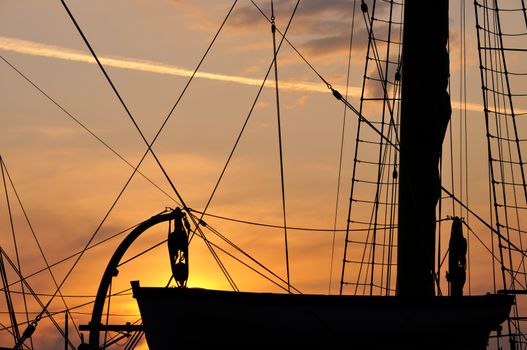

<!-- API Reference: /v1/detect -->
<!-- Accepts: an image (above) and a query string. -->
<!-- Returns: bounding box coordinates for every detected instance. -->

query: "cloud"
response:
[228,0,384,57]
[230,0,359,31]
[167,0,371,60]
[301,33,358,57]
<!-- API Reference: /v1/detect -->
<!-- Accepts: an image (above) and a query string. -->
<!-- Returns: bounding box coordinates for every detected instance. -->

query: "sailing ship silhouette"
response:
[1,0,526,349]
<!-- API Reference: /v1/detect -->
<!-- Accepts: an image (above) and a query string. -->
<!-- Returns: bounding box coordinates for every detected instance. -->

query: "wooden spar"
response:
[397,0,451,296]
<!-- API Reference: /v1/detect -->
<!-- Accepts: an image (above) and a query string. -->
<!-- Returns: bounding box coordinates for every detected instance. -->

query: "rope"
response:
[270,0,291,294]
[61,0,242,293]
[31,0,241,322]
[248,0,398,151]
[0,53,179,206]
[2,290,131,299]
[476,0,509,294]
[59,0,190,214]
[123,324,143,350]
[363,0,400,296]
[0,248,76,349]
[379,0,402,296]
[475,1,527,314]
[191,0,299,230]
[0,249,21,346]
[193,213,302,294]
[339,0,403,296]
[0,157,81,341]
[185,0,301,291]
[103,280,112,347]
[442,186,527,261]
[329,0,357,295]
[0,158,24,345]
[359,0,401,146]
[189,209,349,232]
[117,240,166,268]
[248,1,404,294]
[460,0,472,296]
[494,2,527,292]
[3,222,137,293]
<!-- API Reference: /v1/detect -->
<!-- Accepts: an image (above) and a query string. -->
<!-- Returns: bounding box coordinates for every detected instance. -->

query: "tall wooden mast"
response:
[397,0,451,296]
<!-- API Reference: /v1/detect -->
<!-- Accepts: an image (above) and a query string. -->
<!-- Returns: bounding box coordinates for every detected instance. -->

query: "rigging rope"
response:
[190,209,350,232]
[478,0,510,295]
[270,0,291,294]
[339,0,403,296]
[58,0,191,218]
[365,0,399,296]
[0,54,180,205]
[184,0,302,295]
[0,157,81,342]
[249,0,398,151]
[493,0,527,260]
[474,5,527,331]
[0,250,21,347]
[0,158,24,346]
[29,0,242,325]
[0,248,76,349]
[109,208,301,293]
[191,212,302,294]
[190,0,299,231]
[329,0,358,295]
[63,0,241,291]
[442,186,527,264]
[3,223,138,292]
[103,280,112,347]
[460,0,472,295]
[359,0,401,146]
[123,322,143,350]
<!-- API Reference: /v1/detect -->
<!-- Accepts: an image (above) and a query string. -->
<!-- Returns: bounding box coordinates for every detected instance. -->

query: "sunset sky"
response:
[0,1,524,349]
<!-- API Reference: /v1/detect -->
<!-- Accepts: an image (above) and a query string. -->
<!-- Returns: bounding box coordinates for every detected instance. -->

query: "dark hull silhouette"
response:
[132,282,513,349]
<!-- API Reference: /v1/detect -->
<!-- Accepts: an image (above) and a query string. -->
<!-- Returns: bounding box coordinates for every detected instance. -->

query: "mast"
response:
[397,0,451,296]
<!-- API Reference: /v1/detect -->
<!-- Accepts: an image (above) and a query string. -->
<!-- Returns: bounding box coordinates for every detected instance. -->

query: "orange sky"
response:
[0,1,525,349]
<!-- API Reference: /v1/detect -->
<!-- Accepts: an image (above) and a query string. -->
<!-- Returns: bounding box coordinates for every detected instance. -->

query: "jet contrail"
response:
[0,36,492,113]
[0,36,356,95]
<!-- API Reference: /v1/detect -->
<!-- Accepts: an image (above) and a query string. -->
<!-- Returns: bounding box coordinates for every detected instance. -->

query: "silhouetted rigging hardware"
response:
[167,210,190,288]
[79,209,184,349]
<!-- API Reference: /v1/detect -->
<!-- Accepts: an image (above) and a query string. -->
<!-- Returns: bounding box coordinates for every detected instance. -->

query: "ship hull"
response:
[131,282,513,349]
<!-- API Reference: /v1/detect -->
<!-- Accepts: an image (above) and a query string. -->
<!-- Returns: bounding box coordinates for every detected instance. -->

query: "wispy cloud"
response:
[228,0,371,57]
[0,36,353,94]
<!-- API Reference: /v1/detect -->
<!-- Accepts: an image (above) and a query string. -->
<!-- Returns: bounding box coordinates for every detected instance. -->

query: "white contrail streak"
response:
[0,36,495,113]
[0,36,357,95]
